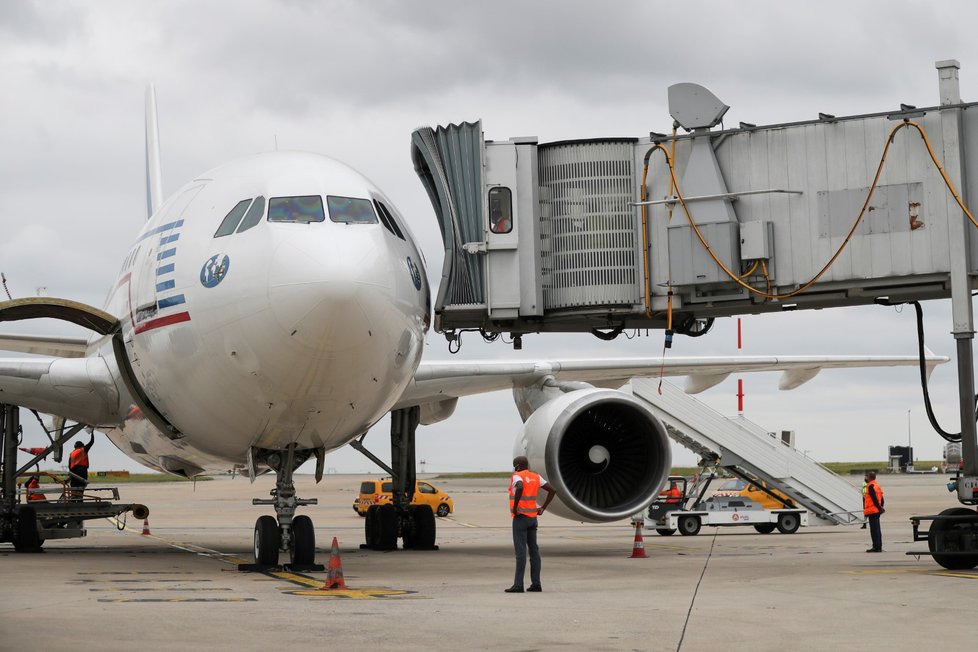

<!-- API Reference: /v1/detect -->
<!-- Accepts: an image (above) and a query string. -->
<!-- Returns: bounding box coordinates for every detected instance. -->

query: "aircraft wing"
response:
[395,353,947,409]
[0,333,89,358]
[0,356,121,426]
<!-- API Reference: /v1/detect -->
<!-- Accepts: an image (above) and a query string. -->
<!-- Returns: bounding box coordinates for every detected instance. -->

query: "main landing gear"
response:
[351,406,439,552]
[247,443,322,571]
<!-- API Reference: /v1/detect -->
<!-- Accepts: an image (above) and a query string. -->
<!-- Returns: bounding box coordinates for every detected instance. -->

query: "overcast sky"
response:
[3,0,978,476]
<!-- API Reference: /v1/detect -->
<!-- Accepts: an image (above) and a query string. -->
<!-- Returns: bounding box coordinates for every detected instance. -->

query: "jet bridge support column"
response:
[936,60,978,501]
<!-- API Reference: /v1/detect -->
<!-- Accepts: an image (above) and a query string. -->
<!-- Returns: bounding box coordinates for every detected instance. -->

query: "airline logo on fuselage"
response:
[200,254,230,288]
[406,256,422,290]
[130,219,192,334]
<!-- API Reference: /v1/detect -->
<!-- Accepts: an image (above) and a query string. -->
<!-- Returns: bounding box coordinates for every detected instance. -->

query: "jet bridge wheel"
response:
[254,515,280,566]
[776,513,800,534]
[290,515,316,566]
[928,507,978,570]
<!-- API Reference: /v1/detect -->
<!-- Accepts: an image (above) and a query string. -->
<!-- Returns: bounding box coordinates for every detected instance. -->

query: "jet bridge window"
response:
[327,196,378,224]
[488,186,513,234]
[214,199,252,237]
[268,195,326,223]
[236,196,266,233]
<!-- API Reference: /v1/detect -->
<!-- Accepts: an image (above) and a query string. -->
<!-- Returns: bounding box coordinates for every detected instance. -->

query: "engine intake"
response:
[514,388,671,523]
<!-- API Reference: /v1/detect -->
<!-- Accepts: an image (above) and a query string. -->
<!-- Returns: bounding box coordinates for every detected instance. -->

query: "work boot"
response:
[527,585,542,592]
[504,585,524,593]
[865,548,882,553]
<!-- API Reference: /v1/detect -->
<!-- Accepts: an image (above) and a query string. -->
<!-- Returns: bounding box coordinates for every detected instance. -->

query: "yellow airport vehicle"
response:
[354,479,454,517]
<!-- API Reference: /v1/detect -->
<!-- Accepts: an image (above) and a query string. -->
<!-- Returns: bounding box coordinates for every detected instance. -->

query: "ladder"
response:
[629,378,863,525]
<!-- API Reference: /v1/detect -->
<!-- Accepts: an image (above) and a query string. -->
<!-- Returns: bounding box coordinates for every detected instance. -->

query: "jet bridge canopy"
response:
[410,62,978,339]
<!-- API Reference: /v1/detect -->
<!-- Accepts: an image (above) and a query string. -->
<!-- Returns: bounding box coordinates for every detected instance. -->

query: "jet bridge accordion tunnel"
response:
[410,66,978,344]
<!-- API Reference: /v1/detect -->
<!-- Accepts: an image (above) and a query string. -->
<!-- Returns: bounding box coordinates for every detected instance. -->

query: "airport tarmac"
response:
[0,472,973,651]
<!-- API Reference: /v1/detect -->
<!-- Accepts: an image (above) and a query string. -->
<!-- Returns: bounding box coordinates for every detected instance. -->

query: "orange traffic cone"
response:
[322,537,346,590]
[629,520,647,558]
[141,518,151,536]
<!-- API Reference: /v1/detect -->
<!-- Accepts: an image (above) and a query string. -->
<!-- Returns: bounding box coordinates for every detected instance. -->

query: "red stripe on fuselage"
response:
[134,311,191,334]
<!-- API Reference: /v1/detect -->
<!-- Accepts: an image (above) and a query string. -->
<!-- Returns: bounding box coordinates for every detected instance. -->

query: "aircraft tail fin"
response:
[145,84,163,220]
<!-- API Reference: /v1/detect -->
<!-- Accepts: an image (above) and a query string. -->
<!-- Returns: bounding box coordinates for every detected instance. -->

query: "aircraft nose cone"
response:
[266,232,394,351]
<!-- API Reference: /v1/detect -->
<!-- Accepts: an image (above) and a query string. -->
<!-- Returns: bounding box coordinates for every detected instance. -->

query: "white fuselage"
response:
[92,152,429,474]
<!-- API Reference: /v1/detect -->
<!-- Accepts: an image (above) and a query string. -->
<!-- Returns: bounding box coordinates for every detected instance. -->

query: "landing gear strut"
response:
[247,443,321,570]
[352,407,438,551]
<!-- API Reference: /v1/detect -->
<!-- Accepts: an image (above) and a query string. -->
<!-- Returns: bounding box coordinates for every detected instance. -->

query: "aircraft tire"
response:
[254,515,280,566]
[928,507,978,570]
[412,505,436,549]
[376,505,398,550]
[364,506,380,548]
[290,515,315,566]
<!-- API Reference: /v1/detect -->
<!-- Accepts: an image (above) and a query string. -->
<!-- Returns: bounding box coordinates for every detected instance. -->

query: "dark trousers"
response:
[867,512,882,550]
[69,467,88,501]
[512,515,541,588]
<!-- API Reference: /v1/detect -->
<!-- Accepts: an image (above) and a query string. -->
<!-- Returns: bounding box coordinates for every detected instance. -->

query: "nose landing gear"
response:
[245,443,322,571]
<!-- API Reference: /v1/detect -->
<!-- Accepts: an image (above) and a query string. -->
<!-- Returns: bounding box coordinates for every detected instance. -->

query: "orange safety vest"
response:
[26,477,45,502]
[661,486,682,504]
[863,480,884,516]
[69,447,89,470]
[509,469,541,518]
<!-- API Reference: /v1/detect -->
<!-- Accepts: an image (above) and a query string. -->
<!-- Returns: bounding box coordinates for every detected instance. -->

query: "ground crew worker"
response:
[24,476,46,502]
[863,471,885,552]
[659,481,682,504]
[68,432,95,501]
[506,456,556,593]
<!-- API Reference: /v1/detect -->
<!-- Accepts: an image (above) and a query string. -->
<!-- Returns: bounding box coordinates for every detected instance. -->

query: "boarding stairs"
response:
[629,378,863,526]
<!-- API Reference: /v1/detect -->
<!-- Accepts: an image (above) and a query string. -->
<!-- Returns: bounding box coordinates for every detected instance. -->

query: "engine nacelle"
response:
[513,388,671,523]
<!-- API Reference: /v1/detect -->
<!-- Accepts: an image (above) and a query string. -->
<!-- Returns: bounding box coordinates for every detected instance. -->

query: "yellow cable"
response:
[644,119,978,301]
[640,152,653,317]
[740,260,759,278]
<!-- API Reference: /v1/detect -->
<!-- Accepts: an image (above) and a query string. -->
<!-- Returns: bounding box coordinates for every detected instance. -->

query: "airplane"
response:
[0,88,948,566]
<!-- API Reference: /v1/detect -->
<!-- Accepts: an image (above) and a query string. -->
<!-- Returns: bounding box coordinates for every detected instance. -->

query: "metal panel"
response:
[410,123,486,308]
[537,141,640,309]
[666,222,740,286]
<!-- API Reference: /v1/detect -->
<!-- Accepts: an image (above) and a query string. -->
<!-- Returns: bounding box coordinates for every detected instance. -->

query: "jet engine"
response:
[513,388,671,522]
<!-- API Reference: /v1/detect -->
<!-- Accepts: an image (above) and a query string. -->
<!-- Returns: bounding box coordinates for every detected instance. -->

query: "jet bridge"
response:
[628,379,863,526]
[412,60,978,543]
[411,61,978,336]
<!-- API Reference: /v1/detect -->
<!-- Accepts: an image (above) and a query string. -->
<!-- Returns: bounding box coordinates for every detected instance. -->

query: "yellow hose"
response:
[644,119,978,301]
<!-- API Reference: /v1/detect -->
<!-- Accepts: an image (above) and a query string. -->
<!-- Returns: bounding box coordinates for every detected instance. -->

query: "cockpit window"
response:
[214,199,252,237]
[373,199,405,240]
[327,196,378,224]
[236,196,266,233]
[268,195,326,223]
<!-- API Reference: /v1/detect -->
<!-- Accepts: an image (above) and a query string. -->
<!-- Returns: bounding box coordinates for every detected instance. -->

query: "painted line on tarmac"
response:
[846,568,978,580]
[285,587,423,600]
[97,598,258,603]
[88,587,233,592]
[77,571,196,575]
[72,578,213,583]
[108,517,421,600]
[107,516,250,566]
